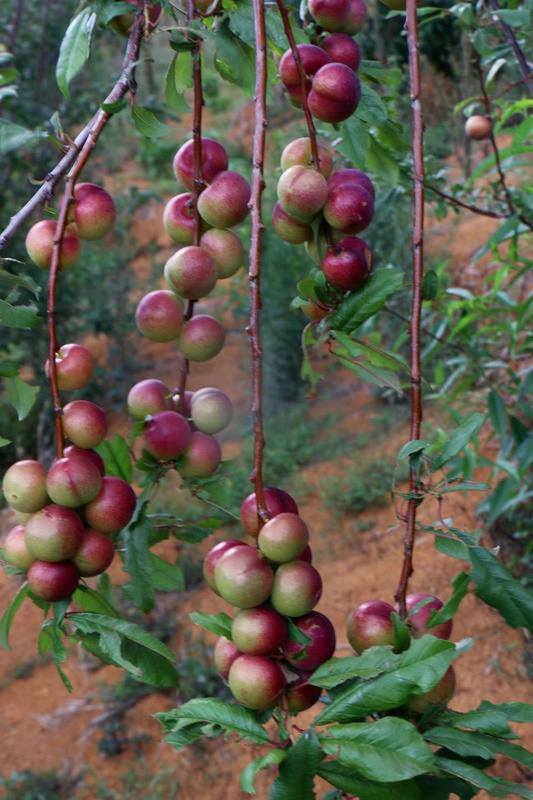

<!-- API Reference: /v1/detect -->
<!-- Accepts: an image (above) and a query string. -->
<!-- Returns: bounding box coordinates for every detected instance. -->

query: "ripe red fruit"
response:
[279,45,332,103]
[46,456,102,508]
[240,486,299,538]
[406,592,453,640]
[45,343,94,392]
[346,599,395,653]
[203,539,248,592]
[164,245,218,300]
[190,387,233,434]
[197,171,251,228]
[2,460,48,513]
[178,431,221,478]
[299,544,313,563]
[285,672,323,713]
[465,115,492,140]
[25,220,81,270]
[281,137,334,178]
[272,202,312,245]
[308,63,361,123]
[72,183,116,240]
[231,605,288,655]
[322,236,371,292]
[258,512,309,563]
[277,166,328,223]
[321,33,361,70]
[62,400,108,449]
[143,410,192,461]
[25,504,84,562]
[228,655,286,710]
[324,183,374,233]
[127,378,169,420]
[63,445,105,476]
[162,193,197,245]
[271,561,323,617]
[178,314,226,362]
[4,524,35,570]
[200,229,244,279]
[407,667,456,713]
[214,636,241,679]
[308,0,350,31]
[28,560,79,601]
[84,476,136,535]
[328,168,375,199]
[214,545,274,608]
[343,0,367,33]
[135,289,184,342]
[283,611,336,670]
[173,137,229,190]
[74,529,115,576]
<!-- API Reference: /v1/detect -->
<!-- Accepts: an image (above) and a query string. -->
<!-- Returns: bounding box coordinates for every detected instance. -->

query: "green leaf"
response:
[0,360,20,377]
[96,434,133,482]
[122,511,155,613]
[286,618,312,646]
[425,727,533,768]
[398,440,428,461]
[213,20,255,91]
[56,8,96,97]
[318,760,420,799]
[190,611,233,639]
[0,300,38,329]
[269,728,322,800]
[488,390,508,438]
[435,756,533,799]
[311,646,400,689]
[330,269,404,333]
[38,618,72,691]
[320,717,434,781]
[73,584,119,617]
[0,269,39,296]
[131,106,169,139]
[478,700,533,724]
[164,54,192,113]
[0,582,28,649]
[0,119,47,155]
[241,750,287,794]
[425,572,470,631]
[415,774,475,800]
[5,376,39,421]
[469,544,533,630]
[431,412,485,470]
[150,553,184,592]
[356,83,387,125]
[0,436,11,447]
[158,698,269,745]
[339,115,370,166]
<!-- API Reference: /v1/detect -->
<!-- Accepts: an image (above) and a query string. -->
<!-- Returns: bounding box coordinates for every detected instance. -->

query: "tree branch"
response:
[489,0,532,93]
[425,184,507,219]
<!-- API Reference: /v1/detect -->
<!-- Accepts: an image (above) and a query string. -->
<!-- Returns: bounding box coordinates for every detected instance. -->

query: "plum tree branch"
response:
[395,0,425,618]
[0,13,145,254]
[489,0,532,93]
[425,184,507,219]
[248,0,268,524]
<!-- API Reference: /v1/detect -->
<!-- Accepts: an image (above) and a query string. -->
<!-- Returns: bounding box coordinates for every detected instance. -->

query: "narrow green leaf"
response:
[0,119,47,155]
[432,413,485,470]
[164,54,191,112]
[436,756,533,799]
[38,618,72,691]
[425,727,533,768]
[73,584,119,617]
[488,390,508,438]
[122,513,155,613]
[331,269,403,333]
[425,572,470,631]
[56,9,96,97]
[0,582,28,649]
[318,760,420,799]
[96,434,133,482]
[241,750,287,794]
[398,440,428,460]
[269,728,322,800]
[159,698,269,744]
[131,106,169,139]
[0,300,38,329]
[469,545,533,629]
[311,646,400,689]
[5,376,39,421]
[190,611,233,639]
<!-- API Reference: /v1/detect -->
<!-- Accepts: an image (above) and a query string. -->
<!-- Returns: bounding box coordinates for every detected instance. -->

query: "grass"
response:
[320,458,400,520]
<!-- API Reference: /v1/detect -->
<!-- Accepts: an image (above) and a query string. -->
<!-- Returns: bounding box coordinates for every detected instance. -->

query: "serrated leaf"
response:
[311,646,400,689]
[436,756,533,799]
[122,512,155,613]
[425,726,533,768]
[73,584,119,617]
[96,434,133,482]
[241,750,287,794]
[269,728,322,800]
[355,83,387,125]
[431,413,485,470]
[318,760,420,799]
[56,8,96,97]
[0,582,28,649]
[0,300,38,329]
[190,611,233,638]
[469,544,533,630]
[158,698,269,744]
[149,553,184,592]
[330,269,403,333]
[338,115,370,166]
[5,376,39,421]
[131,106,169,139]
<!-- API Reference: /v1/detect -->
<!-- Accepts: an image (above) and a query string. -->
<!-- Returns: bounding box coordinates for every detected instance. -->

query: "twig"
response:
[0,13,145,253]
[275,0,321,171]
[394,0,425,618]
[248,0,269,525]
[425,184,506,219]
[489,0,532,92]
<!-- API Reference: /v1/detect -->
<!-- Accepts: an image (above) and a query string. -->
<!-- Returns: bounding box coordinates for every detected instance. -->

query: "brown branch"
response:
[8,0,25,52]
[248,0,269,525]
[394,0,425,618]
[489,0,532,92]
[425,184,507,219]
[0,13,145,254]
[275,0,321,171]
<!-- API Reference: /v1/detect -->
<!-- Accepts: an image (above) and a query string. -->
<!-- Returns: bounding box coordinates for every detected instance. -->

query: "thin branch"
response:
[489,0,532,92]
[0,15,145,254]
[248,0,269,525]
[425,184,507,219]
[394,0,425,618]
[275,0,321,171]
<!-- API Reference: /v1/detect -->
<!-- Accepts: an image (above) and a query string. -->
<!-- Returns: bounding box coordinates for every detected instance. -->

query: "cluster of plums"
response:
[203,487,336,712]
[279,0,367,124]
[134,136,250,362]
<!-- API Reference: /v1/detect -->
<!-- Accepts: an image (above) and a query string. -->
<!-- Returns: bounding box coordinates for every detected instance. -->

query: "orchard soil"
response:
[1,165,531,799]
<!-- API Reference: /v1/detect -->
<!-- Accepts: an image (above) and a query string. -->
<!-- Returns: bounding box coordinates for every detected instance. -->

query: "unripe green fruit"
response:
[214,636,241,678]
[2,460,48,513]
[258,512,309,563]
[62,400,108,449]
[346,599,395,653]
[214,545,274,608]
[127,379,169,420]
[164,246,218,300]
[407,667,456,713]
[178,314,226,362]
[72,183,116,240]
[74,529,115,576]
[25,504,84,562]
[190,387,233,434]
[277,166,328,223]
[84,476,137,535]
[135,290,184,342]
[228,654,286,710]
[25,220,81,269]
[271,561,322,617]
[200,229,244,279]
[280,137,334,178]
[197,171,251,228]
[231,605,287,655]
[178,431,221,478]
[45,343,95,392]
[46,456,102,508]
[27,560,79,602]
[4,525,35,570]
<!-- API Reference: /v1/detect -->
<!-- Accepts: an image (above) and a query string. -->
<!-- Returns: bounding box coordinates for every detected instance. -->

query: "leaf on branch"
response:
[435,756,533,799]
[425,572,470,631]
[0,582,28,650]
[5,376,39,421]
[56,8,97,97]
[164,55,191,113]
[330,268,403,333]
[310,646,399,689]
[431,412,485,470]
[131,106,169,139]
[425,726,533,769]
[241,750,287,795]
[0,300,39,329]
[96,434,133,482]
[318,760,420,799]
[269,728,322,800]
[0,119,47,156]
[190,611,233,639]
[38,618,72,692]
[157,698,270,746]
[468,544,533,630]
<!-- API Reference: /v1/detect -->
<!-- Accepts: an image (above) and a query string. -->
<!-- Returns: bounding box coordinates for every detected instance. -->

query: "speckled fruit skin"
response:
[27,560,79,602]
[277,166,328,223]
[279,45,331,104]
[164,246,218,300]
[228,655,286,710]
[45,343,95,392]
[178,431,221,478]
[214,546,274,608]
[190,387,233,434]
[173,137,229,190]
[203,539,248,592]
[346,599,395,653]
[407,667,456,713]
[272,203,312,245]
[127,379,169,420]
[406,592,453,639]
[46,456,102,508]
[63,446,105,476]
[308,63,361,123]
[72,183,116,240]
[283,611,336,670]
[197,171,251,229]
[162,193,196,245]
[285,673,323,713]
[321,33,361,70]
[178,315,226,362]
[4,525,34,570]
[258,512,309,563]
[240,487,299,538]
[135,290,184,343]
[328,168,375,199]
[74,529,115,576]
[214,636,241,679]
[465,115,492,140]
[62,400,108,449]
[25,220,80,269]
[143,410,192,461]
[2,460,48,513]
[232,606,288,655]
[200,229,244,279]
[25,504,84,562]
[322,236,371,292]
[271,561,323,618]
[281,137,334,178]
[84,476,136,535]
[324,182,374,234]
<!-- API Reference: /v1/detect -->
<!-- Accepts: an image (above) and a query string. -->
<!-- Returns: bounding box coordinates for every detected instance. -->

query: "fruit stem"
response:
[394,0,425,618]
[275,0,322,173]
[248,0,268,525]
